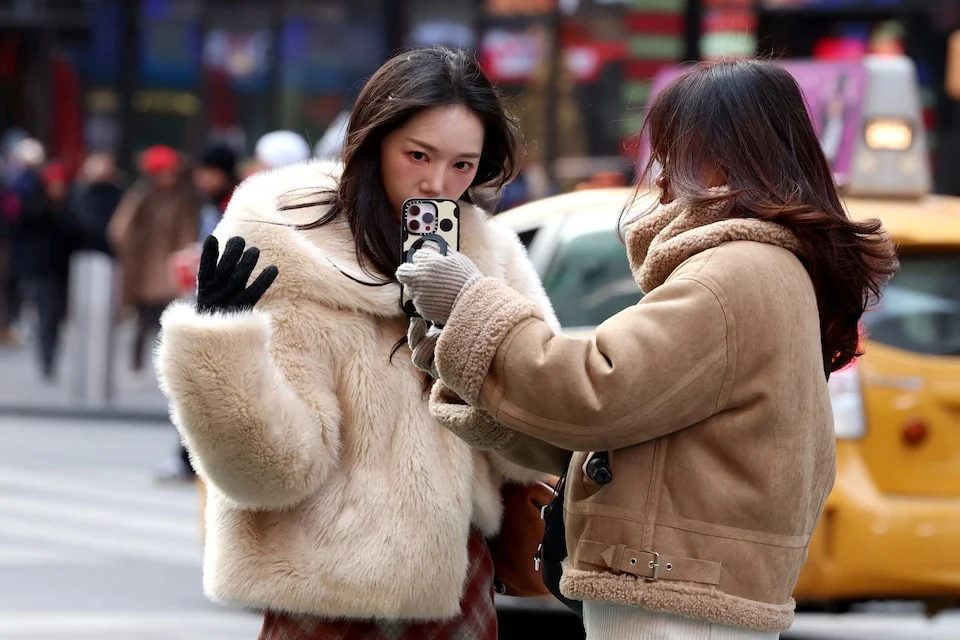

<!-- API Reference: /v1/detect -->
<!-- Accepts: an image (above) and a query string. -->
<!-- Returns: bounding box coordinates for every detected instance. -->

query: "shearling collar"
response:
[625,190,804,294]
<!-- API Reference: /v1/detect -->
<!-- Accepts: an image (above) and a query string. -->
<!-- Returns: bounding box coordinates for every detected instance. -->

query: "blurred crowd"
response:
[0,128,317,478]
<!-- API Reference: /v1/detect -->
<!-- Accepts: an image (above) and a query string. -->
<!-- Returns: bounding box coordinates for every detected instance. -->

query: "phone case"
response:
[400,198,461,317]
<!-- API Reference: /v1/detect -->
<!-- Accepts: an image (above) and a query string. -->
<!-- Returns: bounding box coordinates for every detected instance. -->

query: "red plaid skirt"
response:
[258,529,497,640]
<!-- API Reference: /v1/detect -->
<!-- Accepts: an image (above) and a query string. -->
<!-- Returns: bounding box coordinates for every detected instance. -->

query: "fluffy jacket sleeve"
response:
[156,301,341,509]
[429,220,571,478]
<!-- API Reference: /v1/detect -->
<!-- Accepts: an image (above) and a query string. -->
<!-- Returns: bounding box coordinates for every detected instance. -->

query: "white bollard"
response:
[68,251,117,409]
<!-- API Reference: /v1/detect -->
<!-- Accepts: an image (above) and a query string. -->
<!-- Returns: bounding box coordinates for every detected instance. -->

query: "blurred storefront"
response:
[752,0,960,195]
[3,0,959,194]
[1,0,685,188]
[1,0,406,171]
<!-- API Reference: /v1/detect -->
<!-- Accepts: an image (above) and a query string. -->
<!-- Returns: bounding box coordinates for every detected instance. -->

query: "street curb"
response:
[0,405,170,423]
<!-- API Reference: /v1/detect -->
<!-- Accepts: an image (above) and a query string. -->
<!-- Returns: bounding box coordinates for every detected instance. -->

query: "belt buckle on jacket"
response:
[643,551,661,581]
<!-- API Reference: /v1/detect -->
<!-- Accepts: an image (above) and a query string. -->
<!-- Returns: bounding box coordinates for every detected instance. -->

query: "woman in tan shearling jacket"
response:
[397,60,899,639]
[155,48,560,639]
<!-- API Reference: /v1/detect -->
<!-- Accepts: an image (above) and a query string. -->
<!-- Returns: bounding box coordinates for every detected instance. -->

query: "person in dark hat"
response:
[193,143,238,241]
[151,143,240,483]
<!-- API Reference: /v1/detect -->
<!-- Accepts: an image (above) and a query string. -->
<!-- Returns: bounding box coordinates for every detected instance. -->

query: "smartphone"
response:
[400,198,461,317]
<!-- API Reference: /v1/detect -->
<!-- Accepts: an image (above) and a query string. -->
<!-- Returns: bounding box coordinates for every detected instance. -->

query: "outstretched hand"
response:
[195,235,279,315]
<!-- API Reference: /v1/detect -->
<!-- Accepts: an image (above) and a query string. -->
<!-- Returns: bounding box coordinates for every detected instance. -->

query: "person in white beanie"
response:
[253,130,311,170]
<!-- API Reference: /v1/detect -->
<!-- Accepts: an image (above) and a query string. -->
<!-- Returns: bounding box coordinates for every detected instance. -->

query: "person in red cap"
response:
[107,145,201,383]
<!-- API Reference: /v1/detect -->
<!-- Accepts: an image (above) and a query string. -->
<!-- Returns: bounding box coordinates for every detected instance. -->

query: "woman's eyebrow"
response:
[407,137,481,159]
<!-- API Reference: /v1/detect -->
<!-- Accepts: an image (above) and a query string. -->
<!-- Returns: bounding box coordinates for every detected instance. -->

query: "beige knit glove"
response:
[407,317,440,378]
[396,246,482,326]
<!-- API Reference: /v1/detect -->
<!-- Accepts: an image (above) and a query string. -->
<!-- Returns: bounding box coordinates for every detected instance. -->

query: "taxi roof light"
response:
[864,117,913,151]
[828,362,866,440]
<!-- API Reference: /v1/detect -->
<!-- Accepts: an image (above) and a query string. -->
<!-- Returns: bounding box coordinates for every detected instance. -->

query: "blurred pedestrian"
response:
[193,143,238,240]
[72,152,124,255]
[150,142,241,484]
[13,161,78,380]
[246,130,311,176]
[397,59,901,639]
[107,145,200,377]
[155,47,558,639]
[0,159,18,346]
[3,137,47,345]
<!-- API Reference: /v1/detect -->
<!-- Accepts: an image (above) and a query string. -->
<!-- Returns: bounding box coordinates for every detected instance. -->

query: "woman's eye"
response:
[454,161,473,171]
[409,151,427,162]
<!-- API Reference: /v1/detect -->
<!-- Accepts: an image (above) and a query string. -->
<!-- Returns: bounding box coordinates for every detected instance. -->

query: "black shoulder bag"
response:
[536,451,611,618]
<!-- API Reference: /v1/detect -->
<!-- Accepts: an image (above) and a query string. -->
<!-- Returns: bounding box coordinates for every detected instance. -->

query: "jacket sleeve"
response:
[156,301,341,510]
[430,221,571,476]
[434,274,733,452]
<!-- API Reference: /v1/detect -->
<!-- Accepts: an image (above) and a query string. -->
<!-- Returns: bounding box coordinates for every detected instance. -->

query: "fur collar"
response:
[217,159,496,318]
[625,190,804,293]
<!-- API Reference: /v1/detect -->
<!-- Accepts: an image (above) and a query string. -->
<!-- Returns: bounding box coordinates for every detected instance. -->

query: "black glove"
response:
[195,235,279,315]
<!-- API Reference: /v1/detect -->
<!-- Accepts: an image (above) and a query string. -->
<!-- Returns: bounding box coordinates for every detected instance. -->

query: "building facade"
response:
[2,0,959,193]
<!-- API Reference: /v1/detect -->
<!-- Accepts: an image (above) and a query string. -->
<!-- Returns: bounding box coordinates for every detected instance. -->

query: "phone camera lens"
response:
[422,212,435,224]
[409,220,420,231]
[409,205,420,216]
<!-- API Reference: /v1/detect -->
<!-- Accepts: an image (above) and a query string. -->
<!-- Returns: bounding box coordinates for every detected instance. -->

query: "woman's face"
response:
[380,104,484,220]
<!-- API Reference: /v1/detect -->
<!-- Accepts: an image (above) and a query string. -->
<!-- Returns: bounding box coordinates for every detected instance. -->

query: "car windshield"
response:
[542,224,641,328]
[864,252,960,356]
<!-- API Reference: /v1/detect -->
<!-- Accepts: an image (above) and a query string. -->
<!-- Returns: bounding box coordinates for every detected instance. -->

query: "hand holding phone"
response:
[400,198,461,316]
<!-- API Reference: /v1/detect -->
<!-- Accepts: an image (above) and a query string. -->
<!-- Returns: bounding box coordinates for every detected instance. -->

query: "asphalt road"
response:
[2,416,959,640]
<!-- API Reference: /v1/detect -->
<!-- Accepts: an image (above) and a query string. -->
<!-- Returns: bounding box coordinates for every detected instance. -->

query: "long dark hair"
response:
[631,59,899,373]
[293,46,520,281]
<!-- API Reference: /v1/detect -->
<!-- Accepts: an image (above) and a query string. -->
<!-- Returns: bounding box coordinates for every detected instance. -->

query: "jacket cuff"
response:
[156,301,272,367]
[429,381,519,451]
[435,277,542,405]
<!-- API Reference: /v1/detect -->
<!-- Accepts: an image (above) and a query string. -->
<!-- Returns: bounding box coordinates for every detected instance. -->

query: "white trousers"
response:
[582,601,781,640]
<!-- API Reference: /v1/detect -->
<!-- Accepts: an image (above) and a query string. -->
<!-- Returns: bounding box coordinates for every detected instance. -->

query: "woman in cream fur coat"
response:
[155,47,561,639]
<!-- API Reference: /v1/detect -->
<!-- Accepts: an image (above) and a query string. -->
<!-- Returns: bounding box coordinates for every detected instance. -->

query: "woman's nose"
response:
[420,168,444,196]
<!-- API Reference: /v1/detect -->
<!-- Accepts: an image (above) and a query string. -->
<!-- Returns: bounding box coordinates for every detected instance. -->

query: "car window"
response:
[517,228,539,248]
[541,228,642,328]
[864,253,960,356]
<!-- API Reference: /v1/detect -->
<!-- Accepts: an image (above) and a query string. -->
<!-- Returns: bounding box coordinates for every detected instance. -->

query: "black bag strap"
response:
[537,453,584,617]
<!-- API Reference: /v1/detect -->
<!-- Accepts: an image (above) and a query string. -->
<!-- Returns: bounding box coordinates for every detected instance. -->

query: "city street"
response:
[0,416,262,639]
[2,415,960,639]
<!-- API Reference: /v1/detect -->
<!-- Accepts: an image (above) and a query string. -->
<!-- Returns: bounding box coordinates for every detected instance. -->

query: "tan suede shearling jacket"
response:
[433,196,838,633]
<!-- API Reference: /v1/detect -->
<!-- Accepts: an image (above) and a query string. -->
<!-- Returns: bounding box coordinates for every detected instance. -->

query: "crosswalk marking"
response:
[0,418,261,640]
[0,465,201,568]
[0,514,202,566]
[0,542,107,566]
[0,611,262,637]
[0,493,198,538]
[0,467,194,514]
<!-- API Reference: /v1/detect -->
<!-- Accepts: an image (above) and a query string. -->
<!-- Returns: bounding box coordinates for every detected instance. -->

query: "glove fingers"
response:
[395,263,416,285]
[411,341,438,377]
[215,237,246,285]
[412,246,442,265]
[234,265,279,309]
[228,246,261,294]
[407,317,428,348]
[197,235,220,289]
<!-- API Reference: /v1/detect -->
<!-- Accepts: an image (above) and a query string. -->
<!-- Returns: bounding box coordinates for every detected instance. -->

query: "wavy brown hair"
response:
[631,59,899,373]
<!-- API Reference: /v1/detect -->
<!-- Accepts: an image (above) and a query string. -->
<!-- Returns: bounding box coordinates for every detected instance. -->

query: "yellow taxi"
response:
[497,55,960,613]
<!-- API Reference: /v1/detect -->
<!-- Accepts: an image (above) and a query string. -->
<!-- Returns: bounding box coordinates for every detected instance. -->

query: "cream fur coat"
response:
[155,160,558,620]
